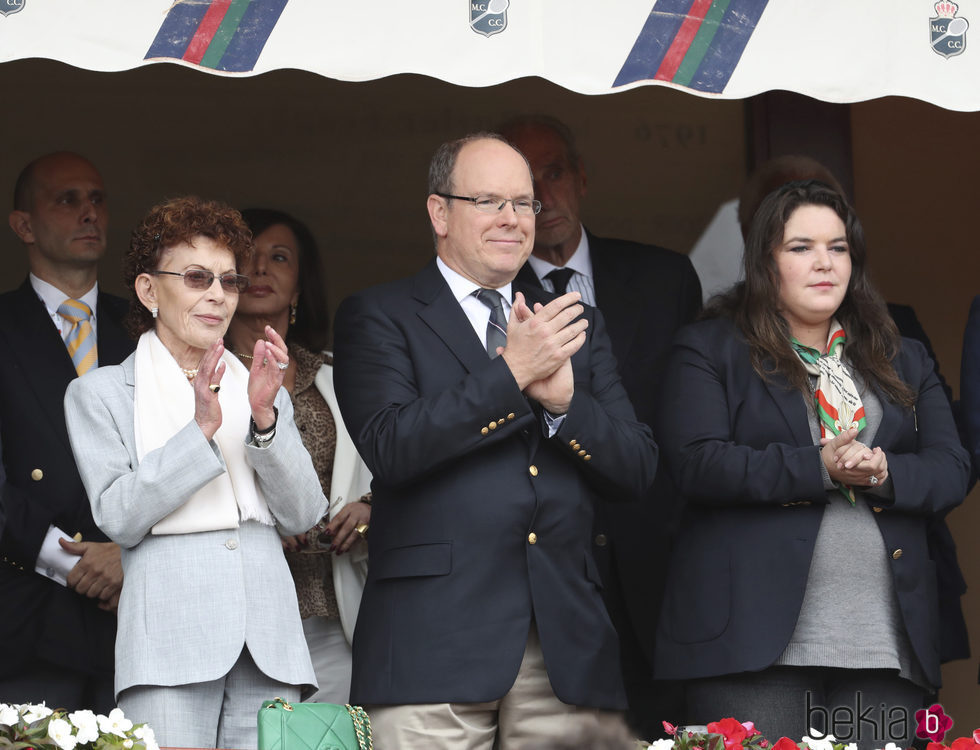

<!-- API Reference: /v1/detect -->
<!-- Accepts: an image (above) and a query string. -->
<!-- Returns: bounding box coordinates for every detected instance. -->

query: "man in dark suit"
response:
[0,152,133,712]
[499,115,702,736]
[333,133,658,749]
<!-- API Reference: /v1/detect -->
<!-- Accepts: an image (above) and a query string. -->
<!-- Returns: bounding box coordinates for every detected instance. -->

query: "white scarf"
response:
[134,330,274,534]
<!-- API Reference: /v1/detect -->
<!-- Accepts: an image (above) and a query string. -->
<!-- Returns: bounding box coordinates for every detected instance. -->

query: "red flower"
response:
[950,738,980,750]
[771,738,800,750]
[917,705,954,743]
[973,730,980,745]
[663,722,678,737]
[707,718,750,750]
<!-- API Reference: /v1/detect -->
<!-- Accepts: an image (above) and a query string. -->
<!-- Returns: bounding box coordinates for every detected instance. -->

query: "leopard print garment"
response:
[283,344,340,620]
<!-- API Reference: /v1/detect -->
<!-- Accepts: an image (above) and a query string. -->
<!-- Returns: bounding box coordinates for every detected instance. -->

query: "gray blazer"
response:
[64,353,328,697]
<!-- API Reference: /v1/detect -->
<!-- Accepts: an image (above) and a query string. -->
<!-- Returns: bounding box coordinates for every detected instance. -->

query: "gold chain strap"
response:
[345,705,373,750]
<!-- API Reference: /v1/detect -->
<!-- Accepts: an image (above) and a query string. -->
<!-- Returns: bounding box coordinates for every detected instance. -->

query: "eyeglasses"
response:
[436,193,542,216]
[150,269,250,294]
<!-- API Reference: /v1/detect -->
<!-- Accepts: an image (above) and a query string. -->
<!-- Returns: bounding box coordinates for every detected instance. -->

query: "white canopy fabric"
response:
[0,0,976,111]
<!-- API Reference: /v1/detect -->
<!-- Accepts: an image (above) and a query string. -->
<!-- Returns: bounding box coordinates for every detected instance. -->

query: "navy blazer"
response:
[333,259,658,709]
[517,232,702,660]
[654,316,970,688]
[0,279,133,678]
[962,295,980,479]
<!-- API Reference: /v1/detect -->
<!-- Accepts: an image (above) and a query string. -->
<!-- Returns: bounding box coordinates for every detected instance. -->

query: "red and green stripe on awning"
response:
[614,0,770,92]
[145,0,289,73]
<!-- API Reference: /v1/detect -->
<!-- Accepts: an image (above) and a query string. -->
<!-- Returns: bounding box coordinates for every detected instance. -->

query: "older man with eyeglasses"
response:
[333,132,658,749]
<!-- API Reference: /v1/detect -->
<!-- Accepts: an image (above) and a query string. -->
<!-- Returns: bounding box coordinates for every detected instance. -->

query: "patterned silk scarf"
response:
[791,320,866,505]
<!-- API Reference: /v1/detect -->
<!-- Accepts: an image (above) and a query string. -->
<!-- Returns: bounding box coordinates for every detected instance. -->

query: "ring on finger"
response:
[209,384,220,393]
[277,361,289,371]
[869,475,879,486]
[354,523,369,538]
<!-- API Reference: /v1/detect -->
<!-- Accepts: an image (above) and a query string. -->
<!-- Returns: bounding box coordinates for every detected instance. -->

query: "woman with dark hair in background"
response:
[654,181,970,748]
[225,208,370,703]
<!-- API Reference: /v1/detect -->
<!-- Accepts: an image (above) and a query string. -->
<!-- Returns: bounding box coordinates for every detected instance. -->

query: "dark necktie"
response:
[545,267,575,296]
[473,289,507,358]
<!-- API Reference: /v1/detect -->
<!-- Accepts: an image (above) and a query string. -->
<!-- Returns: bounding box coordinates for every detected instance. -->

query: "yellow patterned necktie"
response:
[58,298,97,376]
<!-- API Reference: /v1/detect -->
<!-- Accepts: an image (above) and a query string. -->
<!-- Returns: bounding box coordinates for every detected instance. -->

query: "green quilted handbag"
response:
[257,697,373,750]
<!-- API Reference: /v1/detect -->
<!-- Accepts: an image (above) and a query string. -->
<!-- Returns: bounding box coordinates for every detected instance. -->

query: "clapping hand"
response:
[194,338,227,441]
[247,325,289,430]
[820,427,889,487]
[501,291,586,414]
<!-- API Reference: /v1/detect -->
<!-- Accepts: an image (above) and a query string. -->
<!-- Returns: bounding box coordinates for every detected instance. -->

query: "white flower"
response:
[124,740,134,749]
[883,744,903,750]
[98,708,133,738]
[22,704,53,724]
[0,703,19,726]
[69,710,100,744]
[648,740,676,750]
[802,730,837,750]
[48,717,78,750]
[134,724,160,750]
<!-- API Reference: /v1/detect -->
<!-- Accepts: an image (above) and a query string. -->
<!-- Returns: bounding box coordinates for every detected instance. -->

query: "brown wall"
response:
[0,60,744,318]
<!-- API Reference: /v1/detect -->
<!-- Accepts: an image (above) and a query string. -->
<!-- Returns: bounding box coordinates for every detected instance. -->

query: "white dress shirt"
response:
[526,226,596,306]
[30,273,100,340]
[436,256,565,432]
[29,273,100,585]
[436,256,513,345]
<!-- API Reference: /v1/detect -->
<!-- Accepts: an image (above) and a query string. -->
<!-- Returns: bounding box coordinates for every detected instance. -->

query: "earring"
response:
[289,303,297,326]
[151,307,158,319]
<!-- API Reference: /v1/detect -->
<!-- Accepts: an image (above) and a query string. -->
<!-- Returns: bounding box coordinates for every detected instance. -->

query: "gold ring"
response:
[354,523,369,538]
[209,384,220,393]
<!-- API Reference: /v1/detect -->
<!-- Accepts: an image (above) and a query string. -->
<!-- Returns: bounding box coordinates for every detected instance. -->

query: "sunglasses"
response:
[150,269,250,294]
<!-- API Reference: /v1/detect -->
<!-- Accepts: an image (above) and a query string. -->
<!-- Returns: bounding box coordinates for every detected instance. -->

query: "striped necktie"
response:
[473,289,507,358]
[58,299,97,376]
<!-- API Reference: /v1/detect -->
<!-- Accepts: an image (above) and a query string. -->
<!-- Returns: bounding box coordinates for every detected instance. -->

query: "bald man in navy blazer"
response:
[334,133,657,749]
[0,152,133,712]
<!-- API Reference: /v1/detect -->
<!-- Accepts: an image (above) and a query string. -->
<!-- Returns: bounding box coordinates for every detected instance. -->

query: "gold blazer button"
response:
[891,548,903,560]
[31,469,43,481]
[528,532,537,545]
[528,465,538,477]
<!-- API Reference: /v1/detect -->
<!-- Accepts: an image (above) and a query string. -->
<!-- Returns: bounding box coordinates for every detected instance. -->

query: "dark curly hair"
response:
[239,208,330,351]
[707,179,915,408]
[123,196,253,338]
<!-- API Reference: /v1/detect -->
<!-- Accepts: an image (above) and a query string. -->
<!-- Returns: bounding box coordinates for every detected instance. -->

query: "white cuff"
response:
[34,526,80,587]
[543,411,566,438]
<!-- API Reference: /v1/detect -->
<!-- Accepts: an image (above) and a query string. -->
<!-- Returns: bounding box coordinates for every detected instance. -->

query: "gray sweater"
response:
[773,374,931,689]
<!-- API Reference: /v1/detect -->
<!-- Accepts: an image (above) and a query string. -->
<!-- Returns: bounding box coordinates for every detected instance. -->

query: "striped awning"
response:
[1,0,977,111]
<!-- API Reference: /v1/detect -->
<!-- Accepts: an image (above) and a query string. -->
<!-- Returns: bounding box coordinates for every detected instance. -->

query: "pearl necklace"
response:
[182,368,199,381]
